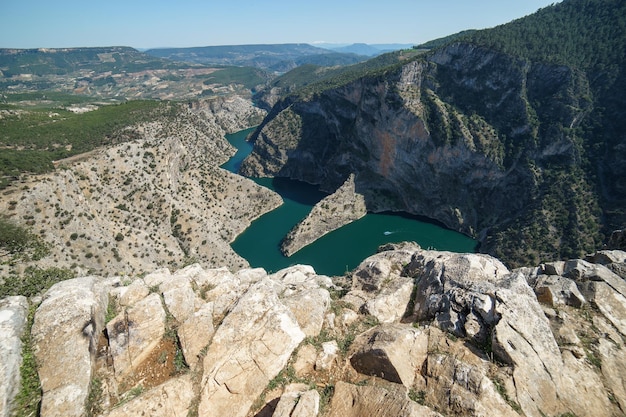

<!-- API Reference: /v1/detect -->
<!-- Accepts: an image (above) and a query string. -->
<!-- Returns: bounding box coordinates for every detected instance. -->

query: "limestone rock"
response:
[0,296,28,417]
[293,344,317,377]
[584,281,626,337]
[117,279,149,307]
[142,269,172,289]
[198,278,305,417]
[281,174,366,256]
[598,338,626,412]
[162,280,197,323]
[586,250,626,265]
[177,301,214,369]
[31,277,108,417]
[193,267,247,321]
[315,340,339,371]
[407,251,508,341]
[349,324,428,388]
[541,261,566,276]
[291,389,320,417]
[282,287,330,337]
[326,381,442,417]
[346,244,419,319]
[558,350,614,417]
[564,259,626,298]
[106,293,166,378]
[102,374,194,417]
[362,276,414,323]
[533,275,586,308]
[424,327,519,417]
[273,384,319,417]
[491,272,563,417]
[270,265,331,337]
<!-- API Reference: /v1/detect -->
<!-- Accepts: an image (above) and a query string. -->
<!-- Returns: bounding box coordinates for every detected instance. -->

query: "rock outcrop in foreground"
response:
[2,245,626,417]
[281,174,367,256]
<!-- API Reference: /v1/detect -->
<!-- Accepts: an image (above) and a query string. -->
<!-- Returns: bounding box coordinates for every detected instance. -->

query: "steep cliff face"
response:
[240,42,620,266]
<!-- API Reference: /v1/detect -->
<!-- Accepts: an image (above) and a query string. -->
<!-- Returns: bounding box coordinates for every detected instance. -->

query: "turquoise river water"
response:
[222,128,477,276]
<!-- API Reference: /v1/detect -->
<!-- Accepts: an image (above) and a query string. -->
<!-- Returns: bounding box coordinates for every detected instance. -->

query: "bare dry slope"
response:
[0,96,281,277]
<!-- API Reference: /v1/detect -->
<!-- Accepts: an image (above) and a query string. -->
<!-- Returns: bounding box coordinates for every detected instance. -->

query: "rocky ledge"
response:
[2,244,626,417]
[281,174,367,256]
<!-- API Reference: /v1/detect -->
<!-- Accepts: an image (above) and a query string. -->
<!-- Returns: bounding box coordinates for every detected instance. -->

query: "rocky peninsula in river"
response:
[280,174,367,256]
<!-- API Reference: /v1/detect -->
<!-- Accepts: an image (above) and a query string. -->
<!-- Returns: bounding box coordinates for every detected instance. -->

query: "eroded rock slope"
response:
[0,96,280,276]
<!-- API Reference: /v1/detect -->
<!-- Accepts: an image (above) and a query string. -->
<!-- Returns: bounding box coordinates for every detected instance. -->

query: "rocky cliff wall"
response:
[240,42,624,266]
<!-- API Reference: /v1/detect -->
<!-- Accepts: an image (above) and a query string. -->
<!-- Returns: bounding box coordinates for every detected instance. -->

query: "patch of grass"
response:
[318,384,335,414]
[492,377,522,414]
[408,389,426,405]
[105,297,118,323]
[266,365,300,391]
[12,304,42,417]
[198,283,215,301]
[585,350,602,369]
[115,385,144,408]
[173,343,188,374]
[362,314,380,328]
[328,286,349,301]
[87,377,104,417]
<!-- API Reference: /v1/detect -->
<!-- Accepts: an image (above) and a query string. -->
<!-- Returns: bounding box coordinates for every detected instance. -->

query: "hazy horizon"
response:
[1,1,561,50]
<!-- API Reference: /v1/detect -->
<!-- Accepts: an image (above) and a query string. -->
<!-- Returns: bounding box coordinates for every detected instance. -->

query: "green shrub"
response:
[0,217,50,262]
[0,266,76,298]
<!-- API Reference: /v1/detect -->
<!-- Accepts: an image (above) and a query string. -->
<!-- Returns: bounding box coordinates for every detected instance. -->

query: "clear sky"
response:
[0,0,561,49]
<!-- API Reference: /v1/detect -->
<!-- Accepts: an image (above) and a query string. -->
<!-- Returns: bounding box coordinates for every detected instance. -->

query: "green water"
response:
[222,129,477,276]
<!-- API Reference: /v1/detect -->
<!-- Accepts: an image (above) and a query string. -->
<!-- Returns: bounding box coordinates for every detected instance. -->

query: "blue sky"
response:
[1,0,561,49]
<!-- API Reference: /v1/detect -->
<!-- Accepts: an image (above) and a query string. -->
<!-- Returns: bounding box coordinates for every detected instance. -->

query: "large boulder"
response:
[490,272,564,417]
[198,278,305,417]
[326,381,442,417]
[423,327,520,417]
[407,251,508,342]
[101,374,194,417]
[31,277,108,417]
[345,243,421,321]
[177,301,214,369]
[532,274,586,308]
[106,293,166,378]
[272,383,320,417]
[0,296,28,417]
[271,265,331,337]
[349,324,428,388]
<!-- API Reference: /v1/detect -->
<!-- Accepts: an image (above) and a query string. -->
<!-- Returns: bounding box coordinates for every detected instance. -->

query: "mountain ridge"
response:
[240,0,626,267]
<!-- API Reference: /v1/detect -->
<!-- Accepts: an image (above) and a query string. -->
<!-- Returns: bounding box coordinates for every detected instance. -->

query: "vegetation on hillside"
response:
[0,95,174,188]
[201,66,271,91]
[0,46,195,77]
[414,30,477,50]
[461,0,626,73]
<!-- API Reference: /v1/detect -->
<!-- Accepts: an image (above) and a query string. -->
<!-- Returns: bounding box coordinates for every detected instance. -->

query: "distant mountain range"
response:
[315,43,415,56]
[144,43,369,72]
